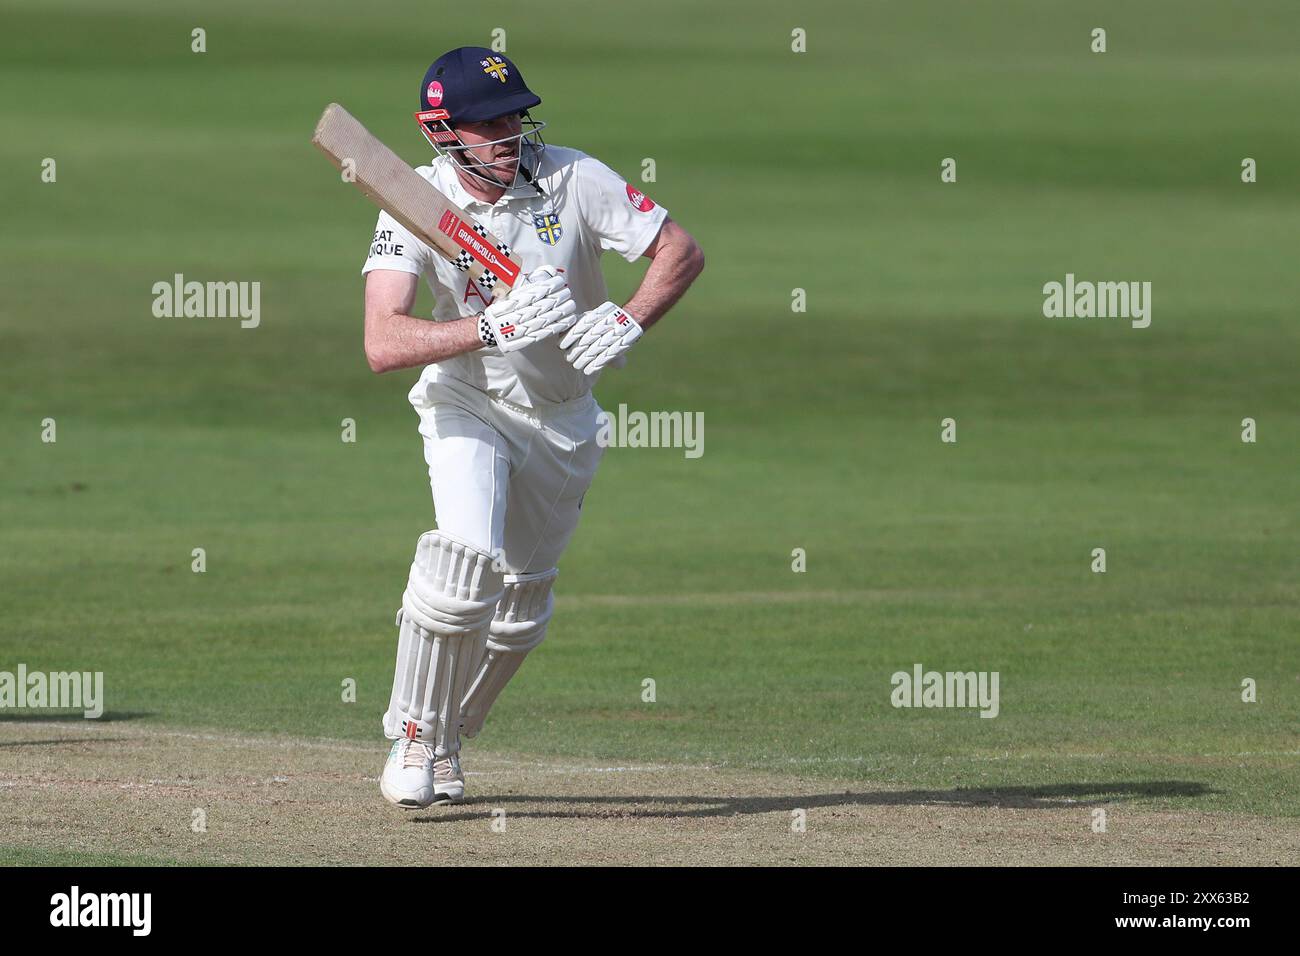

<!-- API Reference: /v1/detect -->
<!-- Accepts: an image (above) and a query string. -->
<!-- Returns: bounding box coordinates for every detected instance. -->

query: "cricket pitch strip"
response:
[0,721,1293,866]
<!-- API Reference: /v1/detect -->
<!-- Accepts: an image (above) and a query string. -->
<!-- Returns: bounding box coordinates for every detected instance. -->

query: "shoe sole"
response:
[381,777,464,809]
[380,776,434,810]
[433,784,465,805]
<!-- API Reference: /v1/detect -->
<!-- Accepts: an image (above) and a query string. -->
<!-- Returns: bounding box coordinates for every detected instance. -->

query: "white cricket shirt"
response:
[361,145,668,407]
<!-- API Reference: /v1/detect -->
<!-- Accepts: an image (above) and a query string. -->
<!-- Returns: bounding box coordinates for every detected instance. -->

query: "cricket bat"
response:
[311,102,521,300]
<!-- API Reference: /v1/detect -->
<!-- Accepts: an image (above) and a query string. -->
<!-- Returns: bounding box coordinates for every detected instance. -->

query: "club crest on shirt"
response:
[534,213,563,245]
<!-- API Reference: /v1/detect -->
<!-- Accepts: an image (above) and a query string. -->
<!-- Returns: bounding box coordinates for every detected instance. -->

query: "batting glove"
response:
[559,301,643,375]
[478,265,577,353]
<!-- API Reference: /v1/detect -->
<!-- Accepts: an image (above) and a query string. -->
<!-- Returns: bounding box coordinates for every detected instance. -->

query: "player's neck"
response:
[454,166,508,205]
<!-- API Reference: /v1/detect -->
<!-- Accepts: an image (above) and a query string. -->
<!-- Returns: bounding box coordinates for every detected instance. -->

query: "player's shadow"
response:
[413,780,1214,823]
[0,711,154,724]
[0,737,131,749]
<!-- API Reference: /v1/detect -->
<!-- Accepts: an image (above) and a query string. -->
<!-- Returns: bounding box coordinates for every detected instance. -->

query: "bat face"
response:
[311,102,520,300]
[434,208,521,290]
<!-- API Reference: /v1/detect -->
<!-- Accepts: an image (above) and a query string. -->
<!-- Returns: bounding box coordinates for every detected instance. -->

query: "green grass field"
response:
[1,0,1297,863]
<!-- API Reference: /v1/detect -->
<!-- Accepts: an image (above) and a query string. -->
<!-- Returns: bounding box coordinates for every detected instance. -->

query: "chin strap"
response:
[517,162,546,198]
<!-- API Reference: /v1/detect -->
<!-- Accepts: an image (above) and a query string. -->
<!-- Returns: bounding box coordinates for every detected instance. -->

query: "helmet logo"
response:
[480,56,510,83]
[425,81,444,106]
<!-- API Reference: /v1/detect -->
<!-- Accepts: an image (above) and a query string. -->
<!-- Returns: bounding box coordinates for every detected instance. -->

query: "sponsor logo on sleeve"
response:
[625,183,656,212]
[370,228,404,259]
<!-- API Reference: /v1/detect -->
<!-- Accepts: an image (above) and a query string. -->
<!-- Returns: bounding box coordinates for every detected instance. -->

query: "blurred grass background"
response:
[1,0,1296,815]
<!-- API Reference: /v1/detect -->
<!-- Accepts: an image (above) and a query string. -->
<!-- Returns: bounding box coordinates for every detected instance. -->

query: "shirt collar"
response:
[436,156,537,211]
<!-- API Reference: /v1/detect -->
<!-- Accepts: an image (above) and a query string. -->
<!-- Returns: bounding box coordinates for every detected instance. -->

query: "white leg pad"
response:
[383,531,504,756]
[459,568,557,739]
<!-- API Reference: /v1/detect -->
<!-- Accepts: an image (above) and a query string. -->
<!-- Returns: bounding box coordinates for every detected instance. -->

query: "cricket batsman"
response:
[362,47,704,807]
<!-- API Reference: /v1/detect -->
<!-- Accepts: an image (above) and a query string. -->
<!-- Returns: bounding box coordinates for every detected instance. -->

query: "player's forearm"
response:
[364,312,481,373]
[624,231,705,330]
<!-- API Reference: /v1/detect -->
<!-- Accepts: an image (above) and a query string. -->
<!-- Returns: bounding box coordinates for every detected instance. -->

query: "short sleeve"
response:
[360,209,432,276]
[575,156,668,263]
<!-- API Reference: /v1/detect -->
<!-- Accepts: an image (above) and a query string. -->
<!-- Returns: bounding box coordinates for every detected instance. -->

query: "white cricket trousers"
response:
[408,374,606,573]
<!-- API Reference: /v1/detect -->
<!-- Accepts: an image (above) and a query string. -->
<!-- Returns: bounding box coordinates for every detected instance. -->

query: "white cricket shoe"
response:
[432,752,465,805]
[381,739,436,809]
[380,740,465,808]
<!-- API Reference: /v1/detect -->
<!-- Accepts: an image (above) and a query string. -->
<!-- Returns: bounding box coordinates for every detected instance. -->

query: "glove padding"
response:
[484,266,577,353]
[559,301,643,375]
